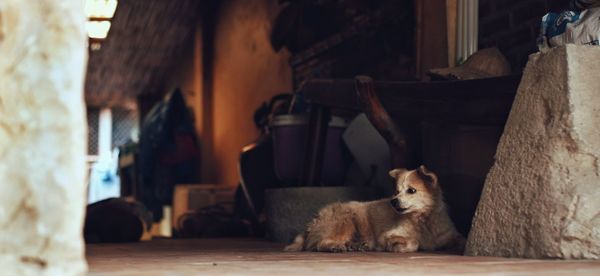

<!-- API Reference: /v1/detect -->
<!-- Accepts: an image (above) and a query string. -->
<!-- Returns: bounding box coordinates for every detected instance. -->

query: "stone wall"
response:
[466,45,600,259]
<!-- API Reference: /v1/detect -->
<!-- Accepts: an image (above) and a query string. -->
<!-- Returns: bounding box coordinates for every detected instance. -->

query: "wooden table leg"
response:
[355,76,409,169]
[301,104,331,186]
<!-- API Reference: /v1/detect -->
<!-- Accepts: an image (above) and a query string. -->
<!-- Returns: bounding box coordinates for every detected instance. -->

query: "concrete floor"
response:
[87,239,600,275]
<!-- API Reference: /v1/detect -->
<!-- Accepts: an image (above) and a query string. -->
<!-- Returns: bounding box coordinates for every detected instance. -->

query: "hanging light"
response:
[85,0,118,50]
[86,21,112,39]
[85,0,118,19]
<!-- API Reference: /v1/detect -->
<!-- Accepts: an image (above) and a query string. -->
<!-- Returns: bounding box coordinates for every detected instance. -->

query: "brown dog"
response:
[284,166,464,252]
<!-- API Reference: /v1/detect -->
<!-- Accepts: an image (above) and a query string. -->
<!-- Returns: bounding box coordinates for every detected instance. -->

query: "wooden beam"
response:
[301,75,521,125]
[415,0,449,80]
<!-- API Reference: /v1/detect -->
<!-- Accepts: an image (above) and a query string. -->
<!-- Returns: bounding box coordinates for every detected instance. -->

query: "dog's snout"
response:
[390,198,400,208]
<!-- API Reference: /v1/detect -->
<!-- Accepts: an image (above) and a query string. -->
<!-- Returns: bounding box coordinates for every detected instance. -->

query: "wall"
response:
[211,0,293,186]
[167,0,572,186]
[479,0,570,72]
[167,0,293,186]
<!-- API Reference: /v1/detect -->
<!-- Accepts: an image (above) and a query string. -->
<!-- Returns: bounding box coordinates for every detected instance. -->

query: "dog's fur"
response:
[284,166,464,253]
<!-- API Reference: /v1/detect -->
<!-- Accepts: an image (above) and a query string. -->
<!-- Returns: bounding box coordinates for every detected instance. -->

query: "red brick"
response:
[479,38,498,49]
[496,0,529,10]
[496,27,534,53]
[479,0,494,18]
[480,13,511,40]
[511,0,548,25]
[547,0,571,12]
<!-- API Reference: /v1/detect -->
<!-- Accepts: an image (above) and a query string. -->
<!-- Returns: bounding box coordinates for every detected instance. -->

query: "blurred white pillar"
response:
[0,1,88,274]
[98,107,113,156]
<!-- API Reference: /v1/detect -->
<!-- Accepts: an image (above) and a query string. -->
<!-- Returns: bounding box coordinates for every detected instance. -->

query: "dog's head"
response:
[388,165,440,215]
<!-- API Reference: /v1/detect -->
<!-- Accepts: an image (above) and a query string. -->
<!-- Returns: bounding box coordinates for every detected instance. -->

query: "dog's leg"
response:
[384,236,419,253]
[284,234,305,252]
[316,239,349,253]
[314,220,355,253]
[348,216,374,252]
[303,203,362,253]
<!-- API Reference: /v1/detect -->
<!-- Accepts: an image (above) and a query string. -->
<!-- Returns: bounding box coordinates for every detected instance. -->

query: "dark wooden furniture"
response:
[298,74,522,234]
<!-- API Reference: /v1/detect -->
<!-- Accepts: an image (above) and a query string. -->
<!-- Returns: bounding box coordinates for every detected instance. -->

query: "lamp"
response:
[85,0,118,50]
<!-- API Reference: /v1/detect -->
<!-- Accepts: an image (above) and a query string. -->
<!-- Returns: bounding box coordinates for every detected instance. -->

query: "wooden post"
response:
[414,0,449,80]
[0,1,88,274]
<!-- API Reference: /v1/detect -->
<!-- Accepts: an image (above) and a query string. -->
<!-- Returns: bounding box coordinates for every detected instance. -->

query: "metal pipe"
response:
[457,0,464,63]
[457,0,479,62]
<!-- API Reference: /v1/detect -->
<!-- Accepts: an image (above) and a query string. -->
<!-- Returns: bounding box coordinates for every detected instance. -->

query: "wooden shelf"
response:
[300,74,522,125]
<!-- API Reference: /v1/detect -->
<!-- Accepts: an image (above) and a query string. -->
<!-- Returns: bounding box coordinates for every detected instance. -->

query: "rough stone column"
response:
[0,1,88,274]
[466,45,600,259]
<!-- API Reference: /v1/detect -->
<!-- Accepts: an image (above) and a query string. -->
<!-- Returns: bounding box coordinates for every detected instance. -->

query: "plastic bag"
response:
[538,7,600,50]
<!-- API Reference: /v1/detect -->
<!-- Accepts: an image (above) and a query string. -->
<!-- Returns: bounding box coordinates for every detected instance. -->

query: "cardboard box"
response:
[172,184,236,229]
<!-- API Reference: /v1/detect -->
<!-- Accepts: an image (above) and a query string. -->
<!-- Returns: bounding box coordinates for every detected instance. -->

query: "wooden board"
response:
[87,239,600,275]
[301,75,522,125]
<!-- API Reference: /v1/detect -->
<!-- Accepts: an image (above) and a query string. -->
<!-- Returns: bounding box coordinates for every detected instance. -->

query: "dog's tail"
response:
[283,234,305,252]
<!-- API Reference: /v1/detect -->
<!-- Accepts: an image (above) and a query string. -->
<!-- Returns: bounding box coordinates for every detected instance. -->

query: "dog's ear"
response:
[416,165,438,187]
[389,168,408,180]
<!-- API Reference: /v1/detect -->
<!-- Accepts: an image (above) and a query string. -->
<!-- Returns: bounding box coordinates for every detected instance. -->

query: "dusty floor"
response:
[87,239,600,275]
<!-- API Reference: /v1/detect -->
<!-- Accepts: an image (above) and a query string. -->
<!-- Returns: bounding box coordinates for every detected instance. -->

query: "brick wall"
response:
[479,0,571,72]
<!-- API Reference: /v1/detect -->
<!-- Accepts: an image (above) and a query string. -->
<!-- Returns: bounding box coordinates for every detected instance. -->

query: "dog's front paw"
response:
[385,237,418,253]
[388,242,415,253]
[349,241,373,252]
[316,240,348,253]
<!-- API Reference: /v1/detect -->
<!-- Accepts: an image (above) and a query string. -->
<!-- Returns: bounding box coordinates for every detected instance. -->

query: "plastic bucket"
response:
[270,114,347,186]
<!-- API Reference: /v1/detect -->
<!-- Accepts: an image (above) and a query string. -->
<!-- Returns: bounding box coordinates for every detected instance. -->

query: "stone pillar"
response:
[466,45,600,259]
[0,1,88,274]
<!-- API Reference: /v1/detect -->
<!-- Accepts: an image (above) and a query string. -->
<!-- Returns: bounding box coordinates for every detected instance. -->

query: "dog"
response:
[284,165,464,253]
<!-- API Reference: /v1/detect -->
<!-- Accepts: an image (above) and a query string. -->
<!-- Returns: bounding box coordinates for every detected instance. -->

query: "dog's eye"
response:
[407,187,416,194]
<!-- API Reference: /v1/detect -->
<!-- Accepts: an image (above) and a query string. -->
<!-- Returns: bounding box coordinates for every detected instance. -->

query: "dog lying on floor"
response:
[284,166,464,253]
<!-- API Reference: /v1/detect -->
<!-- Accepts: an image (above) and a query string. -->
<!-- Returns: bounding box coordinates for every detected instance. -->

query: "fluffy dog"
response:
[284,166,464,253]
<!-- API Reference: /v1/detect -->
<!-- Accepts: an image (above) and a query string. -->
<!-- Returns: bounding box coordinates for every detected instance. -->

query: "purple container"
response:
[270,114,347,186]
